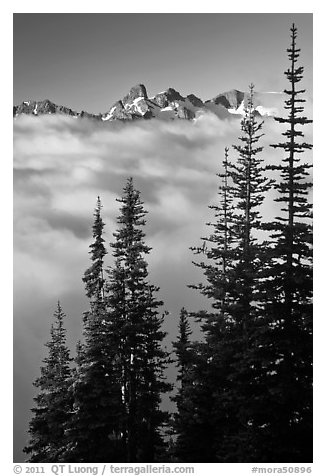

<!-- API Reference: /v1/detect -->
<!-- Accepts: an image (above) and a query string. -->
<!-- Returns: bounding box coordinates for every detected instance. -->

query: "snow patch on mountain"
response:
[228,99,246,116]
[102,105,117,121]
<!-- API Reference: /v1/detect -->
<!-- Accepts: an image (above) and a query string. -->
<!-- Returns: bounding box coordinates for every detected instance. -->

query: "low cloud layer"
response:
[14,113,241,308]
[13,110,312,461]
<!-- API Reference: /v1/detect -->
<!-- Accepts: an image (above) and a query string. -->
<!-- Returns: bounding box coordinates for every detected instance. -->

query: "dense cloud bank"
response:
[14,114,240,304]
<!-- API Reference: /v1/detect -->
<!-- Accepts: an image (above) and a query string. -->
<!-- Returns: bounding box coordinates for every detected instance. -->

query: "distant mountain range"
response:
[13,84,281,122]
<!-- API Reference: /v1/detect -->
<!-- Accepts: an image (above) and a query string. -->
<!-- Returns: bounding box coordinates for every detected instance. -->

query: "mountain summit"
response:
[13,84,281,121]
[209,89,245,110]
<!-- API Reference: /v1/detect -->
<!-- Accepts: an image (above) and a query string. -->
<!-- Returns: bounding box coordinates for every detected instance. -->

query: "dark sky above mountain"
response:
[13,13,312,113]
[13,12,313,464]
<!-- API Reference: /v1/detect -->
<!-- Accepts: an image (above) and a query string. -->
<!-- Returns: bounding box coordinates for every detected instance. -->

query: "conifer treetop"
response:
[82,196,107,301]
[111,177,152,260]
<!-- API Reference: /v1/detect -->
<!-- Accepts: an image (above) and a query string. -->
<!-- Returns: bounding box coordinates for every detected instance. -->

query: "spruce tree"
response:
[229,84,273,325]
[175,147,237,462]
[24,302,73,462]
[64,197,123,462]
[186,85,274,462]
[215,86,275,462]
[106,177,170,462]
[82,196,107,301]
[263,23,313,462]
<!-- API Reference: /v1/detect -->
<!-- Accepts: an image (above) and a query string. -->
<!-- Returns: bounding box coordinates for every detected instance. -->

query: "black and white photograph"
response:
[12,10,313,467]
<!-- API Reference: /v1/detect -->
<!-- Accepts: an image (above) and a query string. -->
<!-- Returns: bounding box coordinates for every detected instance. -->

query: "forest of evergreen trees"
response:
[23,24,312,463]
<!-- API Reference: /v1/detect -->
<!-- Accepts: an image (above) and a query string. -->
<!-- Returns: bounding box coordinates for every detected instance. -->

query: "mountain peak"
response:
[122,84,148,106]
[186,94,204,108]
[209,89,245,110]
[152,88,184,108]
[165,87,183,98]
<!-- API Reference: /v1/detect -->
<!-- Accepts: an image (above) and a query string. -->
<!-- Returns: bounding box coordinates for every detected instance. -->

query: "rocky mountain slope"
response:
[13,84,280,122]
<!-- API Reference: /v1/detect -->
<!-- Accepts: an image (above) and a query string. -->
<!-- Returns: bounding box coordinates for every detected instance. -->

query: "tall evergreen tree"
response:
[184,85,274,462]
[173,145,237,462]
[171,147,235,462]
[262,23,313,462]
[214,86,275,462]
[106,177,170,462]
[229,83,273,325]
[82,196,107,302]
[64,197,123,462]
[24,302,73,462]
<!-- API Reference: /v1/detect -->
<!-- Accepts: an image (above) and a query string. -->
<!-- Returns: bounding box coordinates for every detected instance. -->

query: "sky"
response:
[14,13,312,113]
[12,12,313,464]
